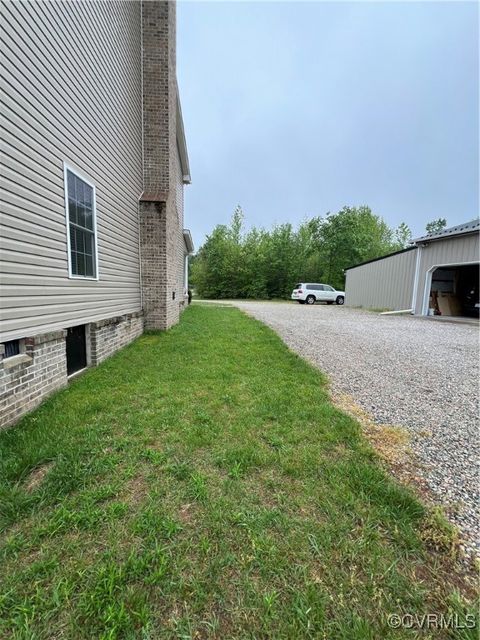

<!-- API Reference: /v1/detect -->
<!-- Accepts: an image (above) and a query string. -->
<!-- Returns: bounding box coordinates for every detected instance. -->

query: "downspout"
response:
[410,244,422,315]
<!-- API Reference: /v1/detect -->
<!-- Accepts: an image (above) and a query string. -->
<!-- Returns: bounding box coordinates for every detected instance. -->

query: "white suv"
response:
[291,283,345,305]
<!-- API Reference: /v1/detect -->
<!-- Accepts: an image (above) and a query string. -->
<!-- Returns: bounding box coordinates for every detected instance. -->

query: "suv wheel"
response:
[336,296,344,305]
[306,295,316,305]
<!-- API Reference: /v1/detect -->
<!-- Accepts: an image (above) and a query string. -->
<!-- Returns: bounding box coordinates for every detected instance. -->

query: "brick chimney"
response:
[139,1,181,330]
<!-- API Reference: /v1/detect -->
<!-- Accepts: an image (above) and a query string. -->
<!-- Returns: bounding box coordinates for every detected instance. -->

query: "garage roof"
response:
[413,218,479,244]
[344,246,416,271]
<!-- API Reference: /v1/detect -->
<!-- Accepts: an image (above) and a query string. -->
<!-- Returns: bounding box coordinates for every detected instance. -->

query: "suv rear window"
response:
[295,284,302,289]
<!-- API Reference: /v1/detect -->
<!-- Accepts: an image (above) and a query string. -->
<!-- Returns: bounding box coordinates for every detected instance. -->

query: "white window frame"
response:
[63,162,99,281]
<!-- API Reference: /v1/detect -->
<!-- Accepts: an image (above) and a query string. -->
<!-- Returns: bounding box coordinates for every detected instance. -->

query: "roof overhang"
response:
[412,219,479,245]
[139,190,168,203]
[344,246,416,272]
[176,92,191,185]
[183,229,194,254]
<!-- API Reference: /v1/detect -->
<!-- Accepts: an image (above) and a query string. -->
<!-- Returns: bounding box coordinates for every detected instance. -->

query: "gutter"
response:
[183,229,195,254]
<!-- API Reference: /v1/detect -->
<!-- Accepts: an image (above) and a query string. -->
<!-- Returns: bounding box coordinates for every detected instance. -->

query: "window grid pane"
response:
[67,170,96,277]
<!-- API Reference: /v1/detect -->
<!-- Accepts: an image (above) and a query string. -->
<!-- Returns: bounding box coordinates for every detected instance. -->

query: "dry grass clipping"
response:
[23,461,54,492]
[333,392,411,465]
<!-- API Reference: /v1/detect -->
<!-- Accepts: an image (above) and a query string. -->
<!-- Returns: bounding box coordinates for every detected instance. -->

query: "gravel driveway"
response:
[230,301,480,560]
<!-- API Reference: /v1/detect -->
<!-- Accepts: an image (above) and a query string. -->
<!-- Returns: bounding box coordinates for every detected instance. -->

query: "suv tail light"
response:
[298,289,303,293]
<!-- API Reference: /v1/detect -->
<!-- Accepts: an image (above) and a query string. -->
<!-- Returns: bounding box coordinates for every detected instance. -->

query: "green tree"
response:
[393,222,412,248]
[191,206,248,299]
[425,218,447,234]
[193,204,401,298]
[310,206,396,289]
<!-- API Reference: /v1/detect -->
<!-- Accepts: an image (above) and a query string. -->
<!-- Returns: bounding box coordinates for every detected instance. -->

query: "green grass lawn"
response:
[0,305,476,639]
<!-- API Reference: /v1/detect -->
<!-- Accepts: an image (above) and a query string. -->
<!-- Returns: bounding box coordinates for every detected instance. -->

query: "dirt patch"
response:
[119,469,150,506]
[334,393,412,464]
[332,393,451,506]
[178,503,197,525]
[333,392,433,496]
[334,393,444,501]
[23,461,54,492]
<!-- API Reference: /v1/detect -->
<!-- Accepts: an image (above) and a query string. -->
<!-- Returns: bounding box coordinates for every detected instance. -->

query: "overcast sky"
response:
[177,1,479,247]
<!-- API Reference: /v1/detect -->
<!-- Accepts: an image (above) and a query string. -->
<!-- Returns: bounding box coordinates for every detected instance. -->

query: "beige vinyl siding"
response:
[414,233,479,314]
[345,248,417,311]
[0,0,143,341]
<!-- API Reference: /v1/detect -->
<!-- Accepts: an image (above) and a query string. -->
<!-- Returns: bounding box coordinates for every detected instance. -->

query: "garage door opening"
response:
[428,264,479,317]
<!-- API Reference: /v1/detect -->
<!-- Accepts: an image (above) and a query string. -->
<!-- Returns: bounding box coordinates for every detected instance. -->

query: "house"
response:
[0,1,194,428]
[344,220,479,316]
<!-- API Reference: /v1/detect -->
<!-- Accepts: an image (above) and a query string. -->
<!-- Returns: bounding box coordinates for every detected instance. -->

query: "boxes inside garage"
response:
[429,264,479,317]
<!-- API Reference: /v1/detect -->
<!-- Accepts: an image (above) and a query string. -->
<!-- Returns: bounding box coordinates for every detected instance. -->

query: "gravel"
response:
[230,301,480,560]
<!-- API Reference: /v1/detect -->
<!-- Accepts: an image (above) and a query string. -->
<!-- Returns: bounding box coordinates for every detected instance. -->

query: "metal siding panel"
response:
[0,0,143,341]
[345,249,417,310]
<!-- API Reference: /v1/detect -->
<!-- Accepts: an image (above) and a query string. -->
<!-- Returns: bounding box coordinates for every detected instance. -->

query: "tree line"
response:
[190,206,446,299]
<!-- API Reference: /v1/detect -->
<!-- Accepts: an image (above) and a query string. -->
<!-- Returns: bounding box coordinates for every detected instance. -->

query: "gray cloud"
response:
[178,1,479,246]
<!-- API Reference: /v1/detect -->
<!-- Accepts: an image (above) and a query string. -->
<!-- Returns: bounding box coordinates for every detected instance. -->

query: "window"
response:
[65,166,97,278]
[307,285,323,291]
[3,339,20,358]
[324,285,334,291]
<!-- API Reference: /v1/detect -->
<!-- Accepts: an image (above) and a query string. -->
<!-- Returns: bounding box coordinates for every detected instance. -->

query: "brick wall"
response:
[0,331,67,430]
[0,312,144,430]
[139,201,168,330]
[142,0,174,195]
[140,1,186,330]
[90,312,144,365]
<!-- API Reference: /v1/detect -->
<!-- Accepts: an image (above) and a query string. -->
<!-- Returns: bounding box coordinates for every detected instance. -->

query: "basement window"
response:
[4,339,20,358]
[65,165,98,279]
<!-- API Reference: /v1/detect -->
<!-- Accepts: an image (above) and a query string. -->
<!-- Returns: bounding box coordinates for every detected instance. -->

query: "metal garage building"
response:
[345,219,479,317]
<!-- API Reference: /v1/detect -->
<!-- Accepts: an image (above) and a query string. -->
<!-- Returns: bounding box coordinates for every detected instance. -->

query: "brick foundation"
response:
[0,312,144,430]
[90,312,144,365]
[0,330,68,429]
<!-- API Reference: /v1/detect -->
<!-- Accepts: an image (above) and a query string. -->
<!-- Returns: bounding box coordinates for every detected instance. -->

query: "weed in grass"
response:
[228,461,243,479]
[420,506,460,558]
[139,448,167,465]
[166,460,191,481]
[217,445,264,477]
[187,472,208,503]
